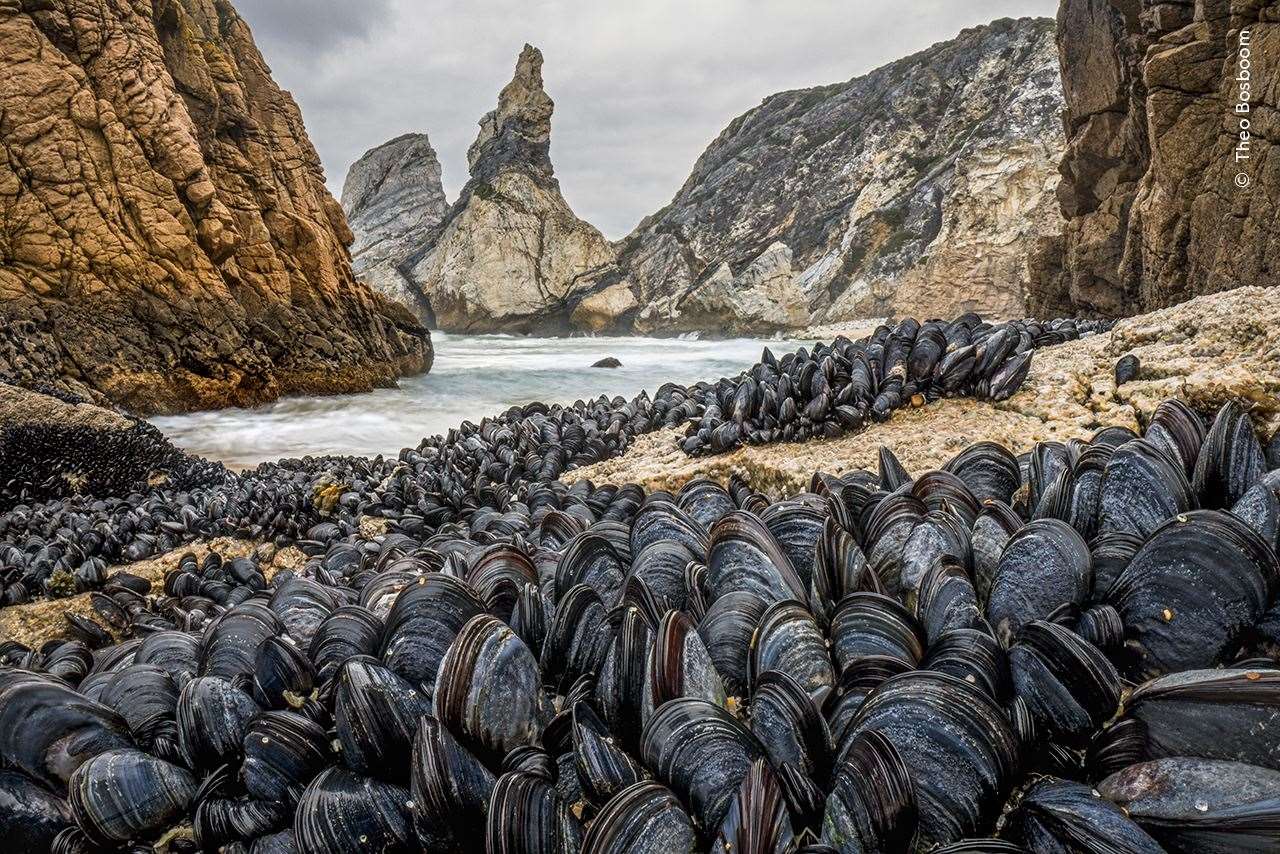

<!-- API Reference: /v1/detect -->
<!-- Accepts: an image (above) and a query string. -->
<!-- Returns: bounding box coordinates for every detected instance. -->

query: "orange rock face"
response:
[0,0,431,415]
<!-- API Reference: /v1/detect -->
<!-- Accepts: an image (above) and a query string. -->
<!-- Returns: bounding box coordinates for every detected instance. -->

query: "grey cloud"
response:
[236,0,1058,238]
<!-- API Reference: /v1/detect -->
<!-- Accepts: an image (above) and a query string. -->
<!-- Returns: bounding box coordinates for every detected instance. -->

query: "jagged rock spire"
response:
[467,44,555,182]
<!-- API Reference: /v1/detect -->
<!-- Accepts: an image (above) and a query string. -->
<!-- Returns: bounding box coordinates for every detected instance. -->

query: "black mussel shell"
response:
[241,711,331,803]
[822,729,916,853]
[580,781,696,854]
[1008,777,1162,854]
[711,758,793,854]
[641,698,766,832]
[841,671,1018,850]
[68,748,197,844]
[410,716,495,851]
[0,769,74,850]
[987,518,1091,645]
[334,659,431,782]
[1008,621,1121,747]
[293,766,414,854]
[1099,757,1280,854]
[1106,510,1278,677]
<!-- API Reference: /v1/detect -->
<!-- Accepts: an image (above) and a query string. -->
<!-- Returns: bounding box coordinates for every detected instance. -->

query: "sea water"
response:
[150,333,811,468]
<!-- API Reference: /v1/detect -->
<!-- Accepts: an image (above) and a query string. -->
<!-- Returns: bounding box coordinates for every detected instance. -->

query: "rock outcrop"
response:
[568,284,1280,496]
[611,16,1067,334]
[341,133,448,320]
[0,0,431,415]
[1030,1,1279,317]
[0,383,224,510]
[395,45,618,333]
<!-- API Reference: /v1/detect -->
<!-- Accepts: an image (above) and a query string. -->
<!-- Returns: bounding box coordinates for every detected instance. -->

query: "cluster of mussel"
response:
[0,312,1105,607]
[0,387,681,606]
[678,315,1110,456]
[3,395,1280,853]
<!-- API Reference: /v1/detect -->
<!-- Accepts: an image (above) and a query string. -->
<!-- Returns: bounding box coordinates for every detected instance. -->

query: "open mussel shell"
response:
[1123,668,1280,769]
[68,748,197,844]
[410,716,495,851]
[434,614,550,766]
[0,769,74,850]
[841,671,1019,851]
[241,710,331,803]
[987,518,1091,645]
[334,658,431,782]
[1008,620,1120,747]
[1098,439,1195,539]
[822,729,916,854]
[580,781,697,854]
[293,766,414,854]
[711,758,794,854]
[1106,509,1278,678]
[1007,778,1163,854]
[706,511,807,605]
[698,591,765,699]
[485,770,583,854]
[749,599,834,702]
[1192,400,1266,509]
[641,697,766,832]
[1098,757,1280,854]
[749,670,833,785]
[0,674,134,789]
[645,610,726,721]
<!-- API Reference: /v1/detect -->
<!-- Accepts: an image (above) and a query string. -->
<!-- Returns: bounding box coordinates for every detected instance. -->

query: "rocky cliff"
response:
[341,133,448,320]
[0,0,431,415]
[612,16,1067,334]
[1030,0,1279,317]
[394,45,618,333]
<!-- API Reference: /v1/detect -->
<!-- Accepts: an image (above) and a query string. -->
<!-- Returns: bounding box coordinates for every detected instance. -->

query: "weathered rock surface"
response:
[614,16,1067,333]
[1030,0,1280,317]
[396,45,619,333]
[0,0,431,415]
[341,133,448,320]
[0,538,304,647]
[567,285,1280,495]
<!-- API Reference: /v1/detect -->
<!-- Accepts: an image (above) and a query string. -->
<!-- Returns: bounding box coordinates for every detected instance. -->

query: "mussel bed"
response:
[3,321,1280,852]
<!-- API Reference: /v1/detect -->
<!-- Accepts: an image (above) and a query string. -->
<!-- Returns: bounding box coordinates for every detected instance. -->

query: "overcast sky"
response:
[236,0,1058,238]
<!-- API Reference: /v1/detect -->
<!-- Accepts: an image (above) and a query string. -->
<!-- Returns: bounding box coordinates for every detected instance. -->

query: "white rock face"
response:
[341,18,1067,335]
[341,134,448,319]
[617,16,1067,330]
[402,45,618,332]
